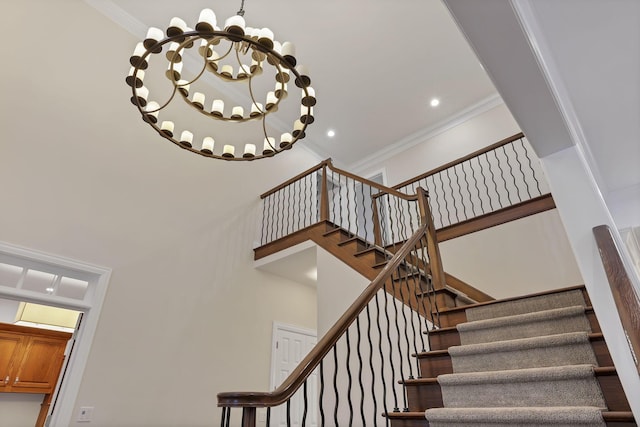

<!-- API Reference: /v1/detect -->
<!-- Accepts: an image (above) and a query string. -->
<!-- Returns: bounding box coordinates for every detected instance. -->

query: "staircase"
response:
[219,155,638,427]
[387,286,636,427]
[255,220,493,309]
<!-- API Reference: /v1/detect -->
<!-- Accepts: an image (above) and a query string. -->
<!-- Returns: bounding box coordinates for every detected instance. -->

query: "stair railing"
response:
[259,159,423,251]
[393,133,553,236]
[593,225,640,374]
[219,188,444,426]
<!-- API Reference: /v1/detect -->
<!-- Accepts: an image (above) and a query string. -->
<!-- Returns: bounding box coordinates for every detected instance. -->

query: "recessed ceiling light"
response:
[327,129,336,138]
[430,98,440,107]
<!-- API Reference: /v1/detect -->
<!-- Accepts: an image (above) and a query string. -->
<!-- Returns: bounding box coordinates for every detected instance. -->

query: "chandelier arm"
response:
[129,26,313,161]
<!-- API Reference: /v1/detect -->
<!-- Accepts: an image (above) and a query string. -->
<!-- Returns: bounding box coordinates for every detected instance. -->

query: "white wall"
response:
[440,209,583,299]
[355,104,582,297]
[355,103,521,185]
[541,146,640,417]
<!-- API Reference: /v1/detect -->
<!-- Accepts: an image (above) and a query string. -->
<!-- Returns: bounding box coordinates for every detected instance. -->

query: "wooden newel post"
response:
[320,161,330,221]
[417,187,446,290]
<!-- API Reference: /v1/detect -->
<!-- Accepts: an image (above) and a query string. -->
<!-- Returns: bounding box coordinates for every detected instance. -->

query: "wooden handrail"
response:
[392,132,525,190]
[260,159,331,199]
[593,225,640,374]
[325,162,418,202]
[218,189,436,409]
[260,158,418,202]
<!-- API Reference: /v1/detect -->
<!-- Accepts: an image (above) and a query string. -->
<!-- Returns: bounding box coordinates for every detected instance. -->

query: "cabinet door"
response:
[0,331,25,391]
[10,336,67,393]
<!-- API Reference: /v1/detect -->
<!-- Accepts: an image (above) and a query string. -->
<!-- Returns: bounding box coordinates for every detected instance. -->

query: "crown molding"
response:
[348,93,503,174]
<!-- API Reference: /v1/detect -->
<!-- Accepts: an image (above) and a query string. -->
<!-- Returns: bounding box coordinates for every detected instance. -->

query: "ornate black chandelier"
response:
[127,1,315,160]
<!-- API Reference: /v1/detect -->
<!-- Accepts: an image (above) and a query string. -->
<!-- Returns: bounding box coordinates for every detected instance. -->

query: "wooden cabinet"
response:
[0,323,72,427]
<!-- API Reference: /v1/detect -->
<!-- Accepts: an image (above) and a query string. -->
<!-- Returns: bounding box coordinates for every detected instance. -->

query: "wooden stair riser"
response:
[436,286,592,328]
[428,308,601,350]
[418,336,612,379]
[386,412,637,427]
[402,369,627,414]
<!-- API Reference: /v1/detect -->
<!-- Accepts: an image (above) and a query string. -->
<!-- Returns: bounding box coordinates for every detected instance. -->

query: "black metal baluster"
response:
[331,169,339,225]
[287,184,293,235]
[356,316,366,426]
[505,144,522,203]
[379,194,389,248]
[396,263,415,380]
[345,328,354,427]
[493,149,513,208]
[520,138,542,196]
[333,344,339,426]
[266,407,271,427]
[356,182,371,247]
[500,145,516,206]
[477,154,495,213]
[366,304,380,426]
[296,179,302,232]
[319,360,325,427]
[302,379,308,427]
[460,161,473,220]
[486,151,502,210]
[428,174,442,229]
[220,407,226,427]
[390,272,409,411]
[408,246,427,354]
[510,141,527,201]
[224,407,230,427]
[303,173,309,227]
[374,292,391,426]
[444,169,457,225]
[469,158,483,216]
[276,190,282,240]
[266,194,274,245]
[382,284,399,412]
[261,196,268,246]
[346,177,353,236]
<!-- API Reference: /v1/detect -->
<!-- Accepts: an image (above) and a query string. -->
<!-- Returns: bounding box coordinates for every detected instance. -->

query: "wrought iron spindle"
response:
[468,158,482,217]
[380,287,399,412]
[459,161,473,219]
[510,142,526,202]
[319,360,325,427]
[396,265,415,380]
[374,292,391,426]
[494,148,512,206]
[286,399,291,427]
[332,344,339,426]
[302,379,308,427]
[366,303,381,425]
[503,145,521,203]
[520,138,542,196]
[266,407,271,427]
[345,328,354,426]
[355,316,366,426]
[388,277,409,411]
[408,248,427,353]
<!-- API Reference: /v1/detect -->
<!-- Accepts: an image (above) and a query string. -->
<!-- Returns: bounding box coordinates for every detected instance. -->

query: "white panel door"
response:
[271,324,318,427]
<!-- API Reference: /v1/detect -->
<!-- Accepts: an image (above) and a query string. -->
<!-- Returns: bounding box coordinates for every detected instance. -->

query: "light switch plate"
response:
[77,406,94,422]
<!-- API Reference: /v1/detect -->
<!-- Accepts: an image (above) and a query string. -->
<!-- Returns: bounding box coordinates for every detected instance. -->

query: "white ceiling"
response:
[89,0,499,168]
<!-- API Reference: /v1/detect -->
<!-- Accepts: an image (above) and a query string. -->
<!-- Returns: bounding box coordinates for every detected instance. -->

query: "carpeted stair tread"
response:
[425,406,606,426]
[437,364,606,408]
[465,288,586,321]
[449,331,598,372]
[457,306,591,345]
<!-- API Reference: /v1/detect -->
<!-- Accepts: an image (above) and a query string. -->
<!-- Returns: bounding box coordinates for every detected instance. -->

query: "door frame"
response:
[269,322,317,392]
[0,242,111,427]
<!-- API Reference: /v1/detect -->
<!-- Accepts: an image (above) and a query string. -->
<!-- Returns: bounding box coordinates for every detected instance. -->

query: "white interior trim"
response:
[0,241,111,427]
[349,94,504,174]
[269,321,317,392]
